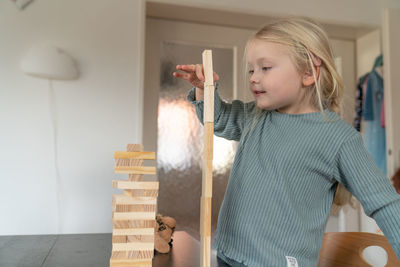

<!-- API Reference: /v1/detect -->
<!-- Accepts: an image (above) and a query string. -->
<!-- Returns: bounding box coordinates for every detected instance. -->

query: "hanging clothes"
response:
[353,73,369,132]
[362,54,387,175]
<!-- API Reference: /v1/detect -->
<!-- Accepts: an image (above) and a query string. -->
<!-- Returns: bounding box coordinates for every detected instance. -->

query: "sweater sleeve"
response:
[334,133,400,259]
[186,87,254,141]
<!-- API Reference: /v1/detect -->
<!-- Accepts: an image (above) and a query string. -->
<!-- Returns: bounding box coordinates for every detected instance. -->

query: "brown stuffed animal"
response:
[154,214,176,253]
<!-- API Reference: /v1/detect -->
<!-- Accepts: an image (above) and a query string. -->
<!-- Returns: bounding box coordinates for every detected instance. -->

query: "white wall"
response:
[0,0,145,235]
[357,30,381,78]
[149,0,400,27]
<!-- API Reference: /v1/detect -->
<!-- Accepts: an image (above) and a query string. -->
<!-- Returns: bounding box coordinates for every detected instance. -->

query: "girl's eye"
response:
[262,67,271,71]
[248,70,254,75]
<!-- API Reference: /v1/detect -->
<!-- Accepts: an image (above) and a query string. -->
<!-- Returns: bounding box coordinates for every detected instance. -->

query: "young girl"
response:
[173,17,400,267]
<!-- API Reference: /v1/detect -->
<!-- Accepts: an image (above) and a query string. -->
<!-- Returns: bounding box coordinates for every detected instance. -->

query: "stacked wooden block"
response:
[201,50,214,267]
[110,144,159,267]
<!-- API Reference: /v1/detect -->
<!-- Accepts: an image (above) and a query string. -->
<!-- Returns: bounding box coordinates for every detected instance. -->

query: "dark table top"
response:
[154,231,219,267]
[0,231,220,267]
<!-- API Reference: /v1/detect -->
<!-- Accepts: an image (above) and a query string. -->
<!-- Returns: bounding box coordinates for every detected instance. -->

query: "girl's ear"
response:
[302,66,319,86]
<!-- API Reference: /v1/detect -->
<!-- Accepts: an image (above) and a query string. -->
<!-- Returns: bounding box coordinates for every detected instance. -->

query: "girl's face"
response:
[247,39,315,113]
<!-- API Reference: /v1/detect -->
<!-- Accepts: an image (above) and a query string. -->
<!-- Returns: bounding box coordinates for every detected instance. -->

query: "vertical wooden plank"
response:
[203,123,213,198]
[202,50,215,124]
[201,50,214,267]
[200,197,212,267]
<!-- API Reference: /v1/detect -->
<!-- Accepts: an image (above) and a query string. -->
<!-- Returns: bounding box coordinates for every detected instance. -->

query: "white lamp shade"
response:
[21,44,79,80]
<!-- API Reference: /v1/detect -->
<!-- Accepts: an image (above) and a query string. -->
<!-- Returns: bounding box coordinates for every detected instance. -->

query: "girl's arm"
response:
[174,64,252,141]
[186,87,252,141]
[334,133,400,259]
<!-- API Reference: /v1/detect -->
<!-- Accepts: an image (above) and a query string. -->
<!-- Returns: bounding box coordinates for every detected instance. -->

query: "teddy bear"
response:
[154,214,176,253]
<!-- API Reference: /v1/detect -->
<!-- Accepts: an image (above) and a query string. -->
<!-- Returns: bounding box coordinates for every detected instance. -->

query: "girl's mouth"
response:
[253,90,266,96]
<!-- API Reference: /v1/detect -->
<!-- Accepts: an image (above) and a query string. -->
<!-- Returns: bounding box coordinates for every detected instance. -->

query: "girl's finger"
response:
[214,72,220,82]
[173,72,190,80]
[176,64,196,73]
[195,64,205,82]
[172,72,183,78]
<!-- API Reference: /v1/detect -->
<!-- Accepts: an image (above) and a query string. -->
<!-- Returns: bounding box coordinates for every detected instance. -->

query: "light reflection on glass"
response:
[157,96,237,175]
[157,96,202,173]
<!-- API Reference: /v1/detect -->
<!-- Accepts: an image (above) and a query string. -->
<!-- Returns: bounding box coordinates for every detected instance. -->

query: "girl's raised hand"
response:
[172,64,219,90]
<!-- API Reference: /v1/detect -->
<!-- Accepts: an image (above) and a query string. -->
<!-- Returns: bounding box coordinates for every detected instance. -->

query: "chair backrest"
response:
[318,232,400,267]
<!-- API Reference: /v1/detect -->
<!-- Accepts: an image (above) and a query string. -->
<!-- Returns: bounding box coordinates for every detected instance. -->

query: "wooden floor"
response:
[0,231,219,267]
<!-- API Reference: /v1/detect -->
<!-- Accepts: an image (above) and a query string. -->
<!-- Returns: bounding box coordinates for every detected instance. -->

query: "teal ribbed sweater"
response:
[187,88,400,267]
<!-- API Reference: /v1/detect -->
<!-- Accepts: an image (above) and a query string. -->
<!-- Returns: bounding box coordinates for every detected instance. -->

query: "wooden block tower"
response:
[201,50,214,267]
[110,144,159,267]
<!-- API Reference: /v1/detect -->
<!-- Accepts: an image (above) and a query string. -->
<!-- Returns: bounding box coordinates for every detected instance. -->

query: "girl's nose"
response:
[250,73,259,84]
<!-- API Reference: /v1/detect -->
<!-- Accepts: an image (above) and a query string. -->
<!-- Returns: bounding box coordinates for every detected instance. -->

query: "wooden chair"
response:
[318,232,400,267]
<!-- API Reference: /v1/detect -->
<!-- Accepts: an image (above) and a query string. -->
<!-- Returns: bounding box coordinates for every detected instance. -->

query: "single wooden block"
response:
[122,189,159,198]
[127,235,154,243]
[113,228,155,236]
[113,219,156,229]
[115,158,143,168]
[200,235,211,267]
[129,174,144,182]
[112,235,128,243]
[114,204,156,213]
[203,85,214,123]
[110,258,152,267]
[126,250,154,259]
[111,251,126,259]
[111,250,154,260]
[114,166,156,175]
[127,144,143,152]
[112,242,154,251]
[202,50,215,123]
[112,194,157,205]
[203,123,214,197]
[114,151,156,160]
[112,211,156,220]
[200,197,212,267]
[200,197,212,237]
[203,122,214,160]
[112,235,154,244]
[202,50,214,86]
[202,159,213,198]
[112,181,159,190]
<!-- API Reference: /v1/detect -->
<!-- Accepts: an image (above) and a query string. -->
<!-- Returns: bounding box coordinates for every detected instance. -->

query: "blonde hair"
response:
[243,16,352,213]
